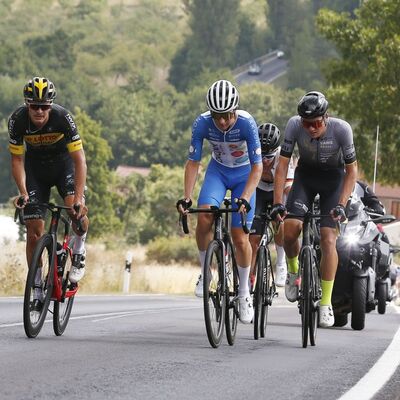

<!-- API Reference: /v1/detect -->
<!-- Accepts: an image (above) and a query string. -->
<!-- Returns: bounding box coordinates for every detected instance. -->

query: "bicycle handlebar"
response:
[179,207,249,234]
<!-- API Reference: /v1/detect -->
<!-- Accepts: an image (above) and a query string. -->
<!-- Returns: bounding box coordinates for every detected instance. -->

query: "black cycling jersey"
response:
[8,103,82,161]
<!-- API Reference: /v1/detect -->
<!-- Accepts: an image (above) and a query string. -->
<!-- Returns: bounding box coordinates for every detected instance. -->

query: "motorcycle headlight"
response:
[343,225,364,246]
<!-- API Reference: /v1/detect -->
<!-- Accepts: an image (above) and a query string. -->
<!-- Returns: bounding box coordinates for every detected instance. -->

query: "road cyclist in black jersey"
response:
[249,123,294,289]
[9,77,89,314]
[271,91,358,328]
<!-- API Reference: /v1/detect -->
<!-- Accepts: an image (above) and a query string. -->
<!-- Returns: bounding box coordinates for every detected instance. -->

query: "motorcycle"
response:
[332,195,396,330]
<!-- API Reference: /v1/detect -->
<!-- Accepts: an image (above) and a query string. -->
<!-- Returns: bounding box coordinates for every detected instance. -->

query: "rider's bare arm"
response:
[184,159,200,200]
[69,149,87,205]
[273,156,290,205]
[239,163,262,202]
[338,161,358,206]
[11,154,28,197]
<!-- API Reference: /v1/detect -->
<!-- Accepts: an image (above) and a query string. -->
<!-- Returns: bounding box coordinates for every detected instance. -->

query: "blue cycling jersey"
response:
[188,110,262,167]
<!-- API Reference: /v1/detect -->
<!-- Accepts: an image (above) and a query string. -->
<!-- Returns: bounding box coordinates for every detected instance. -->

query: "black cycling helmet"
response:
[258,123,280,154]
[297,91,328,119]
[24,77,56,104]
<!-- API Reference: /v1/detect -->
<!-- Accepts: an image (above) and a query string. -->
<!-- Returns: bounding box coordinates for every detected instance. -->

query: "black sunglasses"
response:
[29,104,52,111]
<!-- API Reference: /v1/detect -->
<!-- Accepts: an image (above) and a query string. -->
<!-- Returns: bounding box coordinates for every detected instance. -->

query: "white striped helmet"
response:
[206,80,239,113]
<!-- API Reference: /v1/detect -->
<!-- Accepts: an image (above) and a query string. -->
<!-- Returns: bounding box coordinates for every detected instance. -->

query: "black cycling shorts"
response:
[250,188,273,235]
[24,154,75,220]
[285,166,344,228]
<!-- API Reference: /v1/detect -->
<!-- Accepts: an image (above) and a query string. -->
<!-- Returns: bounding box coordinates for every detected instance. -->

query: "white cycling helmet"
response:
[206,80,239,113]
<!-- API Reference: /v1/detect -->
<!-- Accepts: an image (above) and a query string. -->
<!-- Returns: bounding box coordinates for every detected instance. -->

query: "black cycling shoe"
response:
[30,299,43,313]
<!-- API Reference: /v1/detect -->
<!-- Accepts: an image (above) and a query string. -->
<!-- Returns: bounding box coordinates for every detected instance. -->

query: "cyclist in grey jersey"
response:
[281,116,356,169]
[272,91,358,328]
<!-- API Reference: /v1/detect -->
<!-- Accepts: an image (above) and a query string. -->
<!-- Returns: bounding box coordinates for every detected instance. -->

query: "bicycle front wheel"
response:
[260,249,272,338]
[300,246,312,348]
[309,252,320,346]
[224,237,238,346]
[53,248,76,336]
[203,240,226,348]
[23,234,55,338]
[253,246,266,340]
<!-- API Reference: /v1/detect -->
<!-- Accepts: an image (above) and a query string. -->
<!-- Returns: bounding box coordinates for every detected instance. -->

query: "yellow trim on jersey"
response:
[67,139,83,153]
[9,143,24,155]
[34,78,48,99]
[24,133,64,146]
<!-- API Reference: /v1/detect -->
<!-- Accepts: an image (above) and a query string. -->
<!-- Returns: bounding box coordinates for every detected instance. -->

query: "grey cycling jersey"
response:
[281,116,356,170]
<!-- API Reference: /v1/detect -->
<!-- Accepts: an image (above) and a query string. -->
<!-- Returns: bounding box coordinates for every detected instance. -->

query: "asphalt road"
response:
[235,57,288,85]
[0,293,399,400]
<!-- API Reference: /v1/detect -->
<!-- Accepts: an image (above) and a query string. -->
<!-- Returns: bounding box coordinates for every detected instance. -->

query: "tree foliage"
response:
[316,0,400,183]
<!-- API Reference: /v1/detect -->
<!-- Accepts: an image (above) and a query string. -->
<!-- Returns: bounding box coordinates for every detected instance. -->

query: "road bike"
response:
[18,202,83,338]
[287,204,331,348]
[180,199,247,348]
[252,210,278,340]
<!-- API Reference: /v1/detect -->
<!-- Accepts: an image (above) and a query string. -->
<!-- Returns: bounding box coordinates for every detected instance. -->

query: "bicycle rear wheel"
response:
[260,249,272,338]
[203,240,226,348]
[300,247,312,348]
[309,252,320,346]
[53,247,76,336]
[225,238,238,346]
[254,246,266,340]
[23,234,55,338]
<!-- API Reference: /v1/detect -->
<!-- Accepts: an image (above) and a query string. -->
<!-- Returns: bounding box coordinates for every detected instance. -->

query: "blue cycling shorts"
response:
[198,158,255,229]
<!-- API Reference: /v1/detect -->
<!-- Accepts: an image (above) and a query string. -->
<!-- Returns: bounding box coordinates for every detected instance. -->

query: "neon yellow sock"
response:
[287,256,298,274]
[321,280,334,306]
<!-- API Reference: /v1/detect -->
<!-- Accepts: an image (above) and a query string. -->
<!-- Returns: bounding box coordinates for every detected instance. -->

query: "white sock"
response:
[275,244,286,266]
[199,250,206,277]
[73,232,87,255]
[238,265,251,297]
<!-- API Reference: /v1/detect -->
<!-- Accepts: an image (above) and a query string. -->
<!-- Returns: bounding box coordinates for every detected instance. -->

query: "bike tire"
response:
[203,240,226,348]
[377,283,387,315]
[300,247,312,348]
[23,234,55,338]
[253,247,265,340]
[351,277,367,330]
[225,238,238,346]
[53,247,75,336]
[309,252,320,346]
[260,249,272,338]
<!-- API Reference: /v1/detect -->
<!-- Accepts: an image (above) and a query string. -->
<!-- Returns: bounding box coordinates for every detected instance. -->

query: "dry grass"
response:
[0,241,199,296]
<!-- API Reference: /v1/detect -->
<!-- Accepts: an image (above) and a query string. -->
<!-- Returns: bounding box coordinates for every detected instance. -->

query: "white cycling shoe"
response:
[239,296,254,324]
[194,275,203,298]
[319,305,334,328]
[69,252,86,283]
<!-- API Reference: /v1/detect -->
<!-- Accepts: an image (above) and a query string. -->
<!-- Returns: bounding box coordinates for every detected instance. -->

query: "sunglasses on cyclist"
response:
[262,153,275,160]
[301,117,325,129]
[211,111,234,121]
[29,104,52,111]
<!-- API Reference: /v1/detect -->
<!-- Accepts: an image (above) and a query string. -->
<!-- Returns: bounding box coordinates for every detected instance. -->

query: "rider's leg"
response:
[283,219,302,274]
[232,227,252,296]
[25,219,45,266]
[319,227,338,305]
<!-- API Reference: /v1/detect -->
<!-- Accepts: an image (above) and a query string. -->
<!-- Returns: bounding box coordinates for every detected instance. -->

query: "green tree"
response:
[74,108,121,237]
[169,0,240,91]
[317,0,400,183]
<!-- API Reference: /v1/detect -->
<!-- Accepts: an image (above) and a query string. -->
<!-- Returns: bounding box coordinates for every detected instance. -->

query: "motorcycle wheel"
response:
[351,277,367,331]
[377,284,387,315]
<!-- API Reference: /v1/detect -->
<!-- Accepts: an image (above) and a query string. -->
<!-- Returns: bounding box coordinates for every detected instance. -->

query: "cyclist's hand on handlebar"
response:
[72,202,87,220]
[176,198,192,214]
[13,194,29,209]
[330,204,347,222]
[270,203,287,222]
[235,198,251,214]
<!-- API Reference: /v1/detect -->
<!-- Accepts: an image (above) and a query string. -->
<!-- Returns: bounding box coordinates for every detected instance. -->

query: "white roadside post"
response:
[123,251,133,294]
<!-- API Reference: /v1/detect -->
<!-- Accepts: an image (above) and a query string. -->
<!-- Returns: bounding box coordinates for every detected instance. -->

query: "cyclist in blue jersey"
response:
[272,91,358,328]
[177,80,262,324]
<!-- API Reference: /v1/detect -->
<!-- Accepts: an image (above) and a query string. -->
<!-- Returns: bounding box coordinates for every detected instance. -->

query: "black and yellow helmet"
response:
[24,77,56,104]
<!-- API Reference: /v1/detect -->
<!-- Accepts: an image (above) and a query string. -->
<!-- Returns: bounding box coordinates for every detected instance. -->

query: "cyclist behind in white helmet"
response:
[249,123,294,288]
[177,80,262,324]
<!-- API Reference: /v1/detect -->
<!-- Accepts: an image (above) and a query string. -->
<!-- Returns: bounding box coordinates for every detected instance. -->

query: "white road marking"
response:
[337,305,400,400]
